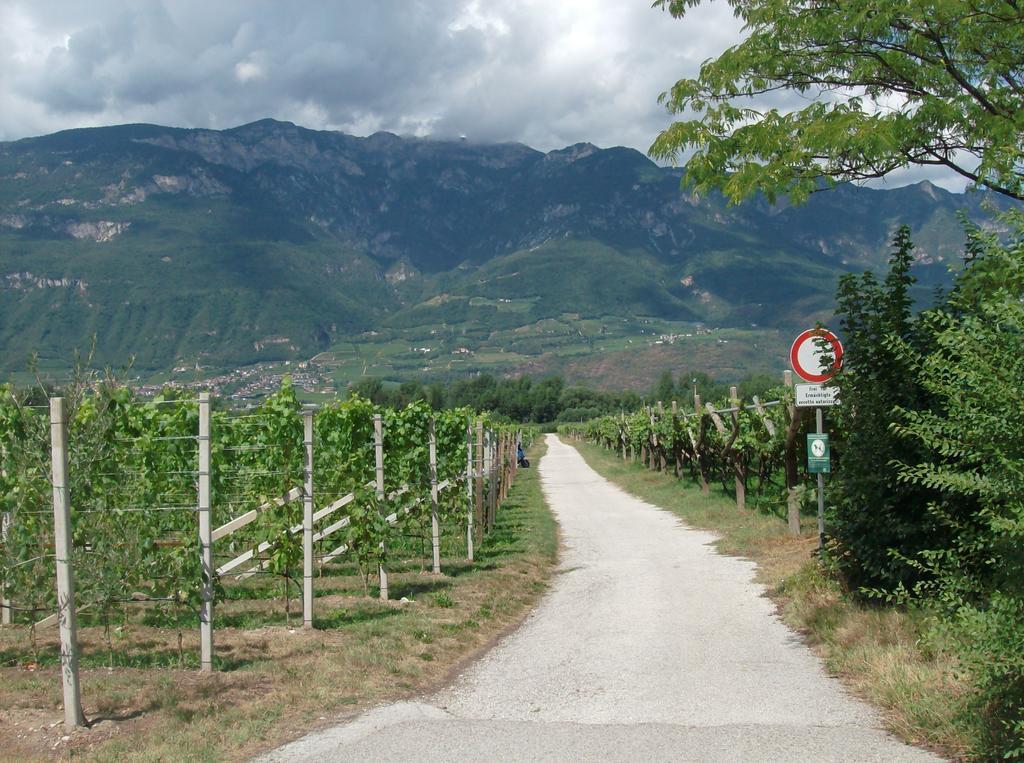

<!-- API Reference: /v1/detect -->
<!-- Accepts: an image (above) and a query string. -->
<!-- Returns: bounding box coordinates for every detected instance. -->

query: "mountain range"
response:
[0,118,1008,386]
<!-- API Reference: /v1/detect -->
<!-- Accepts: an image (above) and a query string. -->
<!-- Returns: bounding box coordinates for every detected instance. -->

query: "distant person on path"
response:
[517,442,529,468]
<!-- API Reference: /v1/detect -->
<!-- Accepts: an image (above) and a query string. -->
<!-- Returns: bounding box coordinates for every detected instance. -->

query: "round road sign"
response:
[790,328,843,383]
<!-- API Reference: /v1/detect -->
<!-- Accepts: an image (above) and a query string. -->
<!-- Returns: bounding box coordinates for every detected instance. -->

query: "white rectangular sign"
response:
[796,384,840,407]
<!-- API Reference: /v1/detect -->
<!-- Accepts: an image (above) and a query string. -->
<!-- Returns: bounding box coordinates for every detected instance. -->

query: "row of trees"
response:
[349,374,635,424]
[349,370,784,425]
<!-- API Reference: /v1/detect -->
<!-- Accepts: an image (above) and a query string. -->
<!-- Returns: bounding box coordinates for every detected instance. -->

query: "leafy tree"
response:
[682,370,728,406]
[529,377,566,423]
[737,372,777,401]
[348,378,387,405]
[650,0,1024,202]
[830,226,947,591]
[653,370,677,405]
[889,216,1024,757]
[426,382,446,410]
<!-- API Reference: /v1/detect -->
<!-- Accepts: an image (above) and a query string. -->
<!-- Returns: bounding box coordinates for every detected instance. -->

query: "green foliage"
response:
[566,384,794,512]
[651,0,1024,202]
[0,378,515,626]
[829,226,950,592]
[888,217,1024,758]
[0,122,1005,379]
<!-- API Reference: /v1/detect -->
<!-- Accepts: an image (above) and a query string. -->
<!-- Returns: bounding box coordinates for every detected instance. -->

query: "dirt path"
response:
[258,434,941,762]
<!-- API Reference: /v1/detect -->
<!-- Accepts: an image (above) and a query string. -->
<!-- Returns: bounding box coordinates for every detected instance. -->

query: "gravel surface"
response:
[259,434,943,762]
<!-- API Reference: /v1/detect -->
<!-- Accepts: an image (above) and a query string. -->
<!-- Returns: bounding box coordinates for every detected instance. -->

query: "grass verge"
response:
[569,438,971,761]
[0,440,556,762]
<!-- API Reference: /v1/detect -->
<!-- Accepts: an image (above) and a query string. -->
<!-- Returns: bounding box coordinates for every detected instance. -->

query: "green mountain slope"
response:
[0,119,1011,378]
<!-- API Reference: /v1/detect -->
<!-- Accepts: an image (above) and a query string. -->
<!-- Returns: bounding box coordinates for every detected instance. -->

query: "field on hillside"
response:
[309,317,791,391]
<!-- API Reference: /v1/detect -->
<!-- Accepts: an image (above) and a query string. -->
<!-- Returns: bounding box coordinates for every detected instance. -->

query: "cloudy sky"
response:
[0,0,963,190]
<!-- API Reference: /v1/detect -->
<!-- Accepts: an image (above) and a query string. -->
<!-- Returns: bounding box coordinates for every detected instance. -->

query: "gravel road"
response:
[259,434,942,762]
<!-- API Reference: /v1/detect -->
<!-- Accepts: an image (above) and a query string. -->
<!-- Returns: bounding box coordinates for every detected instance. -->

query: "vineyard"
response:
[0,379,525,729]
[560,372,822,533]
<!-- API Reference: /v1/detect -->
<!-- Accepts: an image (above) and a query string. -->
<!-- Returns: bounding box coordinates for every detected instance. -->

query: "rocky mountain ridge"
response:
[0,119,1007,377]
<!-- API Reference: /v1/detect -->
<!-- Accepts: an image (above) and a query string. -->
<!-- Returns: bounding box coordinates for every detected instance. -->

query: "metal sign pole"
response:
[816,406,825,550]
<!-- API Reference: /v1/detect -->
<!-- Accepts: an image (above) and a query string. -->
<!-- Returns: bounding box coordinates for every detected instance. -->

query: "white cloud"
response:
[0,0,972,190]
[234,59,264,83]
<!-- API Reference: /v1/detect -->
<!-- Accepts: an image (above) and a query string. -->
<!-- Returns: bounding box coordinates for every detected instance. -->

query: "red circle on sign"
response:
[790,329,843,383]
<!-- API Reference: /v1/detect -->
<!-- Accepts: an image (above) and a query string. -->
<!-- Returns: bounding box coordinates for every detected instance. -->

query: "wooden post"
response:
[374,414,388,600]
[730,386,746,511]
[302,408,314,629]
[475,421,484,543]
[466,420,474,561]
[198,392,214,672]
[50,397,84,728]
[429,419,440,574]
[784,370,802,535]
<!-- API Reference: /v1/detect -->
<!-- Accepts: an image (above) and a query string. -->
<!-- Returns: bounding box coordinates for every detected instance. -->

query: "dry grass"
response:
[571,438,972,761]
[0,441,557,762]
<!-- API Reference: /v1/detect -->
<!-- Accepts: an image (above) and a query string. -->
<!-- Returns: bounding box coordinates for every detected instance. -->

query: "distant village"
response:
[135,360,335,401]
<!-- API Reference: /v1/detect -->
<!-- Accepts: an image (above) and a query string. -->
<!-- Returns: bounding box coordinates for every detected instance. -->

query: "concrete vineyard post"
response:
[487,430,497,531]
[374,414,388,601]
[656,402,667,471]
[671,401,680,477]
[429,418,440,574]
[302,408,314,629]
[510,432,516,492]
[503,433,511,500]
[500,433,507,501]
[475,421,483,545]
[694,392,709,495]
[650,410,658,472]
[465,420,474,561]
[503,433,509,500]
[198,392,214,672]
[495,432,503,503]
[50,397,84,728]
[730,386,745,511]
[483,429,491,532]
